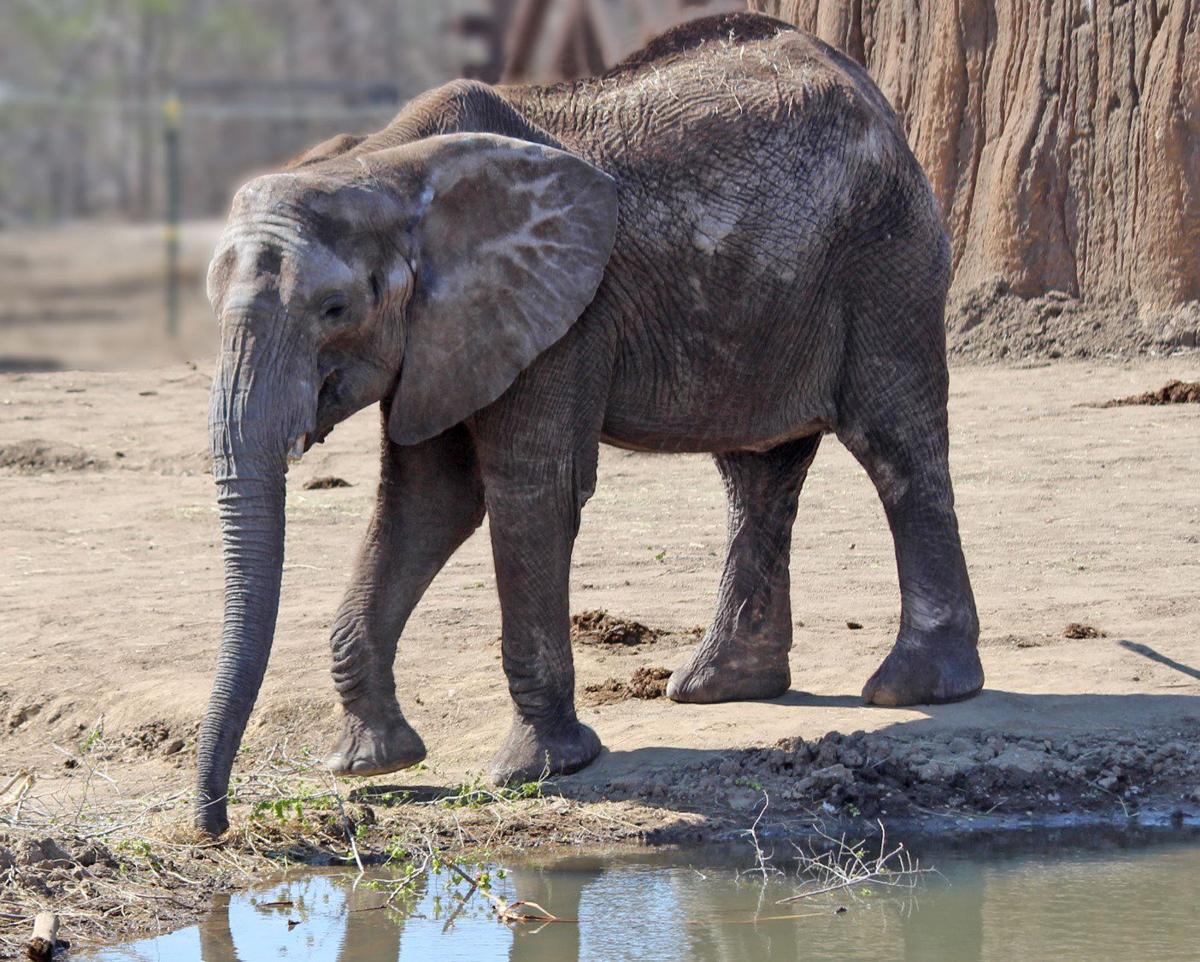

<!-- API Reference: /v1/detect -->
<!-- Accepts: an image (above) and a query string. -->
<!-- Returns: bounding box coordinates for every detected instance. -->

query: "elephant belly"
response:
[600,303,841,454]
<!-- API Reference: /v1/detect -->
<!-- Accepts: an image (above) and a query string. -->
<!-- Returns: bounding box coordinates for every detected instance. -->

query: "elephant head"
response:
[195,133,618,835]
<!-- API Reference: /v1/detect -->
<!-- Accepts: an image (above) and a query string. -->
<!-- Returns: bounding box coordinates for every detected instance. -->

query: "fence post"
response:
[163,91,182,339]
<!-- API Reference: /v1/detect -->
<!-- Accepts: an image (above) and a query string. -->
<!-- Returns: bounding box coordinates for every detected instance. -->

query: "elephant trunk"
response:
[195,318,312,836]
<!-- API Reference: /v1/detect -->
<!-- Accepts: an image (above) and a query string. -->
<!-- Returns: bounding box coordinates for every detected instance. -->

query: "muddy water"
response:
[87,831,1199,962]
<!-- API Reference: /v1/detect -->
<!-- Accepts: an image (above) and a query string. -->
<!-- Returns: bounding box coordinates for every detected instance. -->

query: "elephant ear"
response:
[382,133,618,446]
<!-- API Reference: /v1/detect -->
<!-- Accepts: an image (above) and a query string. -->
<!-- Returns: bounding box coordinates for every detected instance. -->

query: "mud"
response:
[582,666,673,706]
[0,439,104,473]
[1100,380,1200,407]
[571,610,662,646]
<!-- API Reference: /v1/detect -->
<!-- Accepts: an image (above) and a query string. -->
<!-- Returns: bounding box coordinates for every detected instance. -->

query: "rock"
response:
[798,763,853,796]
[161,738,185,757]
[1097,775,1120,791]
[914,754,977,783]
[14,838,73,868]
[76,842,115,868]
[987,746,1050,778]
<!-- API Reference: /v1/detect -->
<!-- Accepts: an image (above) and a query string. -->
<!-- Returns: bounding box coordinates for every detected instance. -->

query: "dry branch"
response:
[25,912,58,961]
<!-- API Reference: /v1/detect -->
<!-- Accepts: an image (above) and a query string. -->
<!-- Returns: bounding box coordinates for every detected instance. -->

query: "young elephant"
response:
[196,13,982,835]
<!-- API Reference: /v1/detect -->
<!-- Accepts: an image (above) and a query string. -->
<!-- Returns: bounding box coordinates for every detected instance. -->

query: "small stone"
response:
[161,738,185,757]
[846,621,863,630]
[1097,775,1119,791]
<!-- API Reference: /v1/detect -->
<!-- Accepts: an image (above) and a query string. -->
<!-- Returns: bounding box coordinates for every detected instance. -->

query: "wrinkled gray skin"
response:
[197,13,983,836]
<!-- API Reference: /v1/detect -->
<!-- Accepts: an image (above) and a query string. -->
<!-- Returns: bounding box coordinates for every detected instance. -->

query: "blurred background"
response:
[1,0,1196,371]
[0,0,742,370]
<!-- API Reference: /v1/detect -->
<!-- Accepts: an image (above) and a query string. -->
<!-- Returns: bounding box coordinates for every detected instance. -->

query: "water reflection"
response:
[89,832,1200,962]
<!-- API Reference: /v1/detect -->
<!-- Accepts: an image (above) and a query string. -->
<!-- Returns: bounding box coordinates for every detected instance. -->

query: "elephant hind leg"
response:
[325,422,485,777]
[836,363,983,707]
[668,434,822,704]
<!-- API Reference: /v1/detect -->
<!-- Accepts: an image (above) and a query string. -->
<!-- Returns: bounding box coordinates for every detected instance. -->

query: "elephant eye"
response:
[321,293,350,321]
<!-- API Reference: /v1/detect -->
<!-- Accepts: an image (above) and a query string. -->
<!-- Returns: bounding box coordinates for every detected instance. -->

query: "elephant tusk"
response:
[287,434,307,462]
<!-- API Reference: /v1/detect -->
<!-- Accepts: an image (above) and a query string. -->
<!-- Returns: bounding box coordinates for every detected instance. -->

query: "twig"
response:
[778,821,928,904]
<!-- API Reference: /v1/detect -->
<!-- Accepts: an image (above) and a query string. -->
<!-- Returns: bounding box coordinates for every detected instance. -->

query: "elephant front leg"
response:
[325,424,484,776]
[483,466,601,786]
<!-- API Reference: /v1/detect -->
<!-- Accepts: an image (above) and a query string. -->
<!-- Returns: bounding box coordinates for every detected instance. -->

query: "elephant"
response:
[195,11,983,836]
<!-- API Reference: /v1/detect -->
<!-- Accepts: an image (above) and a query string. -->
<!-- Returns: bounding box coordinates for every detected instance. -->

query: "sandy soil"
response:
[2,354,1199,822]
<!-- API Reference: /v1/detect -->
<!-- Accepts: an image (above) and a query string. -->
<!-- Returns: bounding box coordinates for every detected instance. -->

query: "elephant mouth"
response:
[309,368,343,446]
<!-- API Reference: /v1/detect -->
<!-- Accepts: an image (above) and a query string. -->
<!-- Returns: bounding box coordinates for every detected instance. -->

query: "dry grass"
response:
[0,738,645,955]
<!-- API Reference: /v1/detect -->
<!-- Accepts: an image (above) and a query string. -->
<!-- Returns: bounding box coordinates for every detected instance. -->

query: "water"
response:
[86,831,1200,962]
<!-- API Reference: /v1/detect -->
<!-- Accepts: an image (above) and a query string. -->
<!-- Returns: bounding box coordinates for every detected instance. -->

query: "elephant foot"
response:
[194,798,230,839]
[489,717,601,786]
[325,705,427,777]
[862,639,984,707]
[667,642,790,704]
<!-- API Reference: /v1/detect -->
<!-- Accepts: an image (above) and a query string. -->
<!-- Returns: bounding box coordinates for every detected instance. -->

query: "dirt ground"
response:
[2,222,1200,949]
[2,351,1199,822]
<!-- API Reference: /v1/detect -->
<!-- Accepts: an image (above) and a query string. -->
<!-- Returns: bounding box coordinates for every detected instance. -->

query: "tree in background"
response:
[0,0,477,223]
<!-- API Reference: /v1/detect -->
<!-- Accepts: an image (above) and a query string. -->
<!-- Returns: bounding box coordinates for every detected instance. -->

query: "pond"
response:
[85,828,1199,962]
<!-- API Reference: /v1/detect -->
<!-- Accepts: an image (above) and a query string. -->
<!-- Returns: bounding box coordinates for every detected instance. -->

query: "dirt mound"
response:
[582,666,672,706]
[945,280,1167,361]
[572,724,1200,826]
[1100,380,1200,407]
[751,1,1200,360]
[1064,623,1106,640]
[0,440,104,473]
[571,610,660,646]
